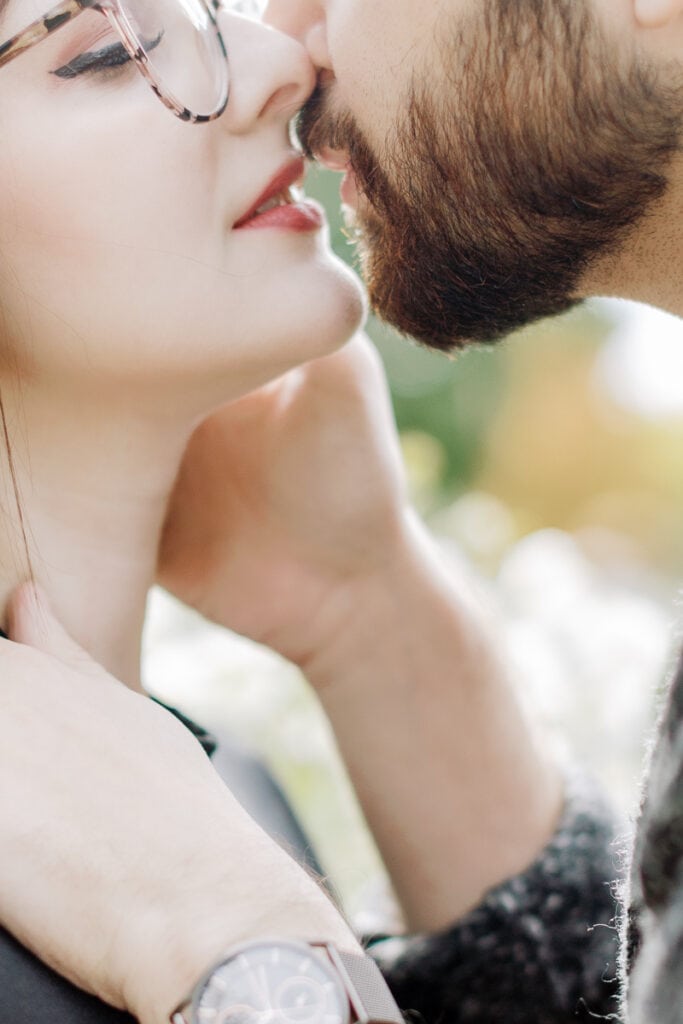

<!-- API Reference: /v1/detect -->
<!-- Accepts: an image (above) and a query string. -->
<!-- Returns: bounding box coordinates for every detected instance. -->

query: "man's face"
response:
[267,0,683,352]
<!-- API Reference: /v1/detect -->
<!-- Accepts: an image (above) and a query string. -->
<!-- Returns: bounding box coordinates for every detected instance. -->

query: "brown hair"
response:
[0,391,34,582]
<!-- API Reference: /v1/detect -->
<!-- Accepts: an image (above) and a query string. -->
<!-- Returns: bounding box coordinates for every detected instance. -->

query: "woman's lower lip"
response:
[235,199,325,232]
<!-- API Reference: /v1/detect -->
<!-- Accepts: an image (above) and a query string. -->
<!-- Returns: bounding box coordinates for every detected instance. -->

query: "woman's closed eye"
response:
[52,41,132,80]
[51,32,163,81]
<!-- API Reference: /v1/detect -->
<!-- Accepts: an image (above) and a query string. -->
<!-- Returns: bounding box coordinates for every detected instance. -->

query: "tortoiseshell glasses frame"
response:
[0,0,230,123]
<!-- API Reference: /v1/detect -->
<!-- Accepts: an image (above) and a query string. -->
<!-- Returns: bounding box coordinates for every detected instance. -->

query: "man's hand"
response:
[0,585,358,1024]
[161,333,564,932]
[158,333,409,668]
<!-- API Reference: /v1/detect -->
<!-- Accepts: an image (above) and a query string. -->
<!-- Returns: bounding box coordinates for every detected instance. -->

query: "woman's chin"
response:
[49,248,369,413]
[308,250,366,334]
[235,251,367,373]
[163,255,368,408]
[304,256,368,353]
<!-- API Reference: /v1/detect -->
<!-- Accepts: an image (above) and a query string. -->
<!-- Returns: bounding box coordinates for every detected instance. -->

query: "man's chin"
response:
[361,232,582,354]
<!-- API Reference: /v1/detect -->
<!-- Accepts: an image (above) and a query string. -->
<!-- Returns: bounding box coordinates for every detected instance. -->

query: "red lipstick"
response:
[234,156,324,232]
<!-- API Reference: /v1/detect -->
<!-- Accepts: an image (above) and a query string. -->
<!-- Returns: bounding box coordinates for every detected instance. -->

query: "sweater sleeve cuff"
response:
[368,770,622,1024]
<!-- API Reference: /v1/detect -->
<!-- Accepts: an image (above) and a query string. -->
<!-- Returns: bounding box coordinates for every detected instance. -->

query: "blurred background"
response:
[144,166,683,928]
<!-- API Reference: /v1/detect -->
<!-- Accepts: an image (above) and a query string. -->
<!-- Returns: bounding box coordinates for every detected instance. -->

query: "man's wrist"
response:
[298,509,486,702]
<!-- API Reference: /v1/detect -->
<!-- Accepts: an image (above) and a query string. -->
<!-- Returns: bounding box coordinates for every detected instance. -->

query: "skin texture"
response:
[0,6,367,1017]
[0,1,365,682]
[9,0,683,1019]
[158,334,410,664]
[160,333,564,933]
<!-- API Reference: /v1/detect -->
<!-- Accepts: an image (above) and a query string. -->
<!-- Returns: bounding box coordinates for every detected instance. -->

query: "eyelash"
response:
[51,32,163,81]
[52,42,132,79]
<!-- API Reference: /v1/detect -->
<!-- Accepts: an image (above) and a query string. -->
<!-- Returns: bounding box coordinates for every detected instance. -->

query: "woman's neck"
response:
[0,376,202,690]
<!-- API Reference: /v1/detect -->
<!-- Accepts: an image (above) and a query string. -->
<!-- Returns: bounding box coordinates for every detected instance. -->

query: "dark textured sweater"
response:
[373,772,621,1022]
[620,651,683,1024]
[2,654,682,1023]
[373,653,683,1024]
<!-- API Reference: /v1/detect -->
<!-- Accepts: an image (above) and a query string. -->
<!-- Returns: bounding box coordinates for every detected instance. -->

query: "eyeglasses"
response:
[0,0,263,123]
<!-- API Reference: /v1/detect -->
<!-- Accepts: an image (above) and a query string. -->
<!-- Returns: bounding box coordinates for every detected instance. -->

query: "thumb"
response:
[6,582,93,671]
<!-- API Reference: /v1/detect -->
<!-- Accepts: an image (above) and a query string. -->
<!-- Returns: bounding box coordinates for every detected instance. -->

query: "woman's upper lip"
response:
[234,155,306,228]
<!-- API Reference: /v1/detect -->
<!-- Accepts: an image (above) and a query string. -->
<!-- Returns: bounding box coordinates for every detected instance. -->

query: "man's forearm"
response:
[300,512,564,932]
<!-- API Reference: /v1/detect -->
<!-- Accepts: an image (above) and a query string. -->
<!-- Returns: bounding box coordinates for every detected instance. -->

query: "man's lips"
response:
[340,167,358,208]
[234,156,307,229]
[307,145,358,209]
[311,144,349,173]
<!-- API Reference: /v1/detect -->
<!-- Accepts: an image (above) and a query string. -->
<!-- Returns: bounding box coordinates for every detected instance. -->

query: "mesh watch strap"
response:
[319,944,404,1023]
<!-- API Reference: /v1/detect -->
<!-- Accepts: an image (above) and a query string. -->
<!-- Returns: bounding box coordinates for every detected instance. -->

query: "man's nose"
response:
[263,0,333,71]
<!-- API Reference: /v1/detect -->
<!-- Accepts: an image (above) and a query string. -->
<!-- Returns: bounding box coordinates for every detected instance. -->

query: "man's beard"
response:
[297,0,682,352]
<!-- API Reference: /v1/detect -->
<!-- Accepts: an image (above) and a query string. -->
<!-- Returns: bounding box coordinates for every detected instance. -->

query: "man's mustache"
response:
[296,84,390,218]
[296,82,368,166]
[296,83,343,160]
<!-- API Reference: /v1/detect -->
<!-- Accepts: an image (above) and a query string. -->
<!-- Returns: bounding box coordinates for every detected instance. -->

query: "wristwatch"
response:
[170,938,404,1024]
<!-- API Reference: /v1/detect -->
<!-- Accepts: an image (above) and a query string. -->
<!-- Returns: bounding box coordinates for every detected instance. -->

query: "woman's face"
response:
[0,0,365,405]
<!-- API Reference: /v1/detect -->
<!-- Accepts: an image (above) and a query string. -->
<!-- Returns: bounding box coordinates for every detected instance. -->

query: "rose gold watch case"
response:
[170,938,403,1024]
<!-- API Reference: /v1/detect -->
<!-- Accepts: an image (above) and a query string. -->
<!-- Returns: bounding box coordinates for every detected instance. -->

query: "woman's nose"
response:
[262,0,332,71]
[216,12,317,133]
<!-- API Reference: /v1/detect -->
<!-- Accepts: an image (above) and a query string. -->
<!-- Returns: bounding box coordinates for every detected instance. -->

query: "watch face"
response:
[194,941,351,1024]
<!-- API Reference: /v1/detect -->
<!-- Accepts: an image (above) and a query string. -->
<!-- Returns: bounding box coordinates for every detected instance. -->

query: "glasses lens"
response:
[119,0,228,118]
[223,0,267,17]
